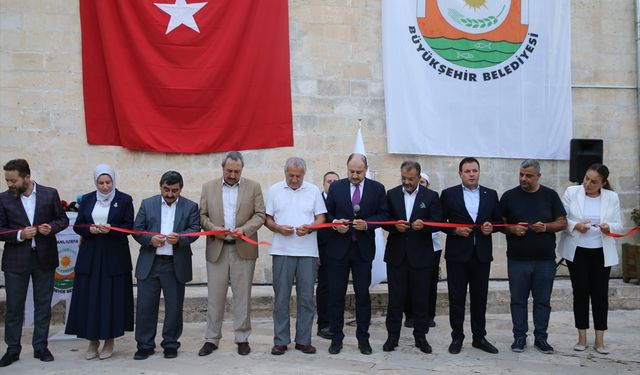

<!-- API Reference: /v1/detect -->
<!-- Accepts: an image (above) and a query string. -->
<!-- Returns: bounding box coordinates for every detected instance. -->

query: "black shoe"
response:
[328,342,342,355]
[404,318,414,328]
[448,339,463,354]
[133,348,154,360]
[163,348,178,359]
[428,319,436,328]
[33,348,54,362]
[511,337,526,353]
[237,342,251,356]
[415,338,432,354]
[472,338,499,354]
[358,340,373,355]
[0,352,19,367]
[198,342,218,356]
[317,327,333,340]
[534,340,555,354]
[382,338,399,352]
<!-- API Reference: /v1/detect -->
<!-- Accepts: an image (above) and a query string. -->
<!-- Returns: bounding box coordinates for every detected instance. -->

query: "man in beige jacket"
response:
[198,151,266,356]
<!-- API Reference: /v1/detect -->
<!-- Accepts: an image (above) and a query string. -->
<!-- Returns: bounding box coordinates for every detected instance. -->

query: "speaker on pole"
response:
[569,139,603,183]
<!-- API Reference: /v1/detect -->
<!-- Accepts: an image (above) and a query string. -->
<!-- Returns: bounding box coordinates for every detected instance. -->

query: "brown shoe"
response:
[294,344,316,354]
[271,345,287,355]
[237,342,250,356]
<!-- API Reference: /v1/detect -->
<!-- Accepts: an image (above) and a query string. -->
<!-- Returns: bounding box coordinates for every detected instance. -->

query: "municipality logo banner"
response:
[383,0,572,159]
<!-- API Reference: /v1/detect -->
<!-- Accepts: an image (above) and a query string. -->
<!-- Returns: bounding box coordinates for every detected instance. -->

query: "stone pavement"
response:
[1,309,639,374]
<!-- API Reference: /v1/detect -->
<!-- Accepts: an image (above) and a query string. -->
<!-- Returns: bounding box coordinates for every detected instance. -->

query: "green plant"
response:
[632,208,640,227]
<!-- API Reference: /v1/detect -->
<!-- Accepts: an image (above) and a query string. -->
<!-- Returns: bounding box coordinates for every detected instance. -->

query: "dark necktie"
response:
[351,184,361,240]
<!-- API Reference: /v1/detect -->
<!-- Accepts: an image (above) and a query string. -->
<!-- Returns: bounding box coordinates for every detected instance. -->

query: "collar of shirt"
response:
[161,196,179,207]
[402,187,418,197]
[350,179,364,198]
[21,181,37,199]
[461,184,479,193]
[284,180,307,191]
[222,177,239,188]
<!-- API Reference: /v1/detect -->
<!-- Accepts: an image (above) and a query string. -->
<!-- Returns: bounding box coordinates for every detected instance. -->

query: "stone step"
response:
[1,279,638,324]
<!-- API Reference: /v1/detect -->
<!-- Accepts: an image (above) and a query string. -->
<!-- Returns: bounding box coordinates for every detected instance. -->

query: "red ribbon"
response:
[2,223,638,245]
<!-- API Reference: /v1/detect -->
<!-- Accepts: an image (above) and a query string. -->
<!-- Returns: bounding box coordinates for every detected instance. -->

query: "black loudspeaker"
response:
[569,139,603,183]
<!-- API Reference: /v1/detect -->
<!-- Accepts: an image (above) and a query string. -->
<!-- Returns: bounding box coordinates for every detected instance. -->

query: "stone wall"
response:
[1,0,638,285]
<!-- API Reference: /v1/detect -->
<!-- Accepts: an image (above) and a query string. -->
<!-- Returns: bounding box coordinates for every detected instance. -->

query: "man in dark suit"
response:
[316,171,338,340]
[132,171,200,360]
[324,153,388,355]
[440,157,502,355]
[383,161,441,354]
[0,159,69,367]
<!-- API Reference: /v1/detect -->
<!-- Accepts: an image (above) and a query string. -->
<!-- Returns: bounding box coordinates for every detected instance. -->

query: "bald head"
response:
[347,153,367,185]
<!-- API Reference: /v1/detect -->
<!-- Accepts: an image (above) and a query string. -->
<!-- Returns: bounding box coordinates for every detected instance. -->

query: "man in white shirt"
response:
[265,157,326,355]
[132,171,200,360]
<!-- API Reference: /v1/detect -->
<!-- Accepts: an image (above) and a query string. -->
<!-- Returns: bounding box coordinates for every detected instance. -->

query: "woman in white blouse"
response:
[558,164,622,354]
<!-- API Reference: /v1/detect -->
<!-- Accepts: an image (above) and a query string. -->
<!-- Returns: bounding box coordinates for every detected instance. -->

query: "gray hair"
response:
[284,157,306,173]
[221,151,244,167]
[521,159,541,173]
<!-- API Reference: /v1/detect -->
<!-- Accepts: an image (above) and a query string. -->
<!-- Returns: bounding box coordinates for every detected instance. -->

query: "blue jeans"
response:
[507,259,556,341]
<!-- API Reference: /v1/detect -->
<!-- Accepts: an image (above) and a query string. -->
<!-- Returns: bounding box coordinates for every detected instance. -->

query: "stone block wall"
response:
[0,0,638,285]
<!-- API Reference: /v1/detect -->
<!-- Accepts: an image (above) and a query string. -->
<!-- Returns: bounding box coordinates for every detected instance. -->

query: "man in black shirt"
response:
[500,159,567,354]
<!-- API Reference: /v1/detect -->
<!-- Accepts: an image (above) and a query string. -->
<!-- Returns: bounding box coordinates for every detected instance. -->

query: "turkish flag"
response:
[80,0,293,153]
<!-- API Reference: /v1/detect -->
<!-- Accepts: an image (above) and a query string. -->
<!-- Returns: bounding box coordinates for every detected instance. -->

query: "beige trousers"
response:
[205,243,256,345]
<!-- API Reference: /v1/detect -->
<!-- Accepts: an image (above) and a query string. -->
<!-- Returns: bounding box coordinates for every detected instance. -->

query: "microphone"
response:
[353,204,361,218]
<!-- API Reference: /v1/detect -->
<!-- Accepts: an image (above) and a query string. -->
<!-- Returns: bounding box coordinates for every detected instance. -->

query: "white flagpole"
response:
[351,120,387,287]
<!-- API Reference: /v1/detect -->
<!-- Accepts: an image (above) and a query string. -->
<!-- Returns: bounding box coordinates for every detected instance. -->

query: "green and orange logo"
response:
[410,0,538,81]
[55,248,76,292]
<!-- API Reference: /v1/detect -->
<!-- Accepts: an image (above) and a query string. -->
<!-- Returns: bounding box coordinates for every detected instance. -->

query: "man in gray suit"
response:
[198,151,265,356]
[132,171,200,360]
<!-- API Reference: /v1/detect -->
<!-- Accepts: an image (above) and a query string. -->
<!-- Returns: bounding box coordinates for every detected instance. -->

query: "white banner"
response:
[25,212,79,340]
[383,0,572,160]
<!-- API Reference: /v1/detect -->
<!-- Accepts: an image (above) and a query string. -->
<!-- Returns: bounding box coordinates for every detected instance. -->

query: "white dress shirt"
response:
[156,196,178,256]
[462,184,480,222]
[222,178,239,230]
[17,182,37,247]
[403,187,418,220]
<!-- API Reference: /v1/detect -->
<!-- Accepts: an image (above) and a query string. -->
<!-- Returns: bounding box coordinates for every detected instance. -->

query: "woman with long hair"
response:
[558,164,622,354]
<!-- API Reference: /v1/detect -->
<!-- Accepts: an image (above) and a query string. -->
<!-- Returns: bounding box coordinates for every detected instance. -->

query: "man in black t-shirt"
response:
[500,159,567,355]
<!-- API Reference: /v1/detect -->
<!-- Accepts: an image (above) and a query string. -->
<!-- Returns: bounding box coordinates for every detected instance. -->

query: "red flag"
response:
[80,0,293,153]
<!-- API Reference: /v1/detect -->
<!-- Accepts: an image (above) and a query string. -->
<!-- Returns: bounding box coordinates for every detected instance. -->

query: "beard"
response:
[9,182,28,197]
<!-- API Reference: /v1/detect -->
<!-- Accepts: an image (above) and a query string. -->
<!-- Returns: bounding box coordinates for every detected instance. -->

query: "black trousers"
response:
[316,245,330,330]
[566,247,611,330]
[404,250,441,321]
[4,252,54,354]
[135,258,185,350]
[386,258,432,340]
[446,253,490,341]
[327,242,372,343]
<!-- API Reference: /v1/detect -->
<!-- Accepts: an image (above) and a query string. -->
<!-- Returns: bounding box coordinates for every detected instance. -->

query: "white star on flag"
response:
[155,0,208,34]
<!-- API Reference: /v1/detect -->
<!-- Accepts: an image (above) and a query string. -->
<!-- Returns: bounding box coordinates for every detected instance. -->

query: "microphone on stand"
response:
[353,204,361,219]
